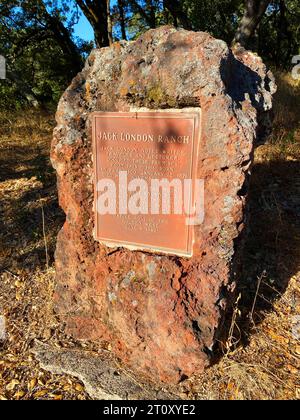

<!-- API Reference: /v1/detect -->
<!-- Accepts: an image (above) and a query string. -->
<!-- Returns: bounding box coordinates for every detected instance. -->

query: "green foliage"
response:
[0,0,91,110]
[0,0,299,110]
[184,0,243,43]
[121,0,299,67]
[258,1,300,68]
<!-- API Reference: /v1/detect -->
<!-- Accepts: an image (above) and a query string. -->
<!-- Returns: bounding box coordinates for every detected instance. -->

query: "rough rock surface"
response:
[51,26,276,384]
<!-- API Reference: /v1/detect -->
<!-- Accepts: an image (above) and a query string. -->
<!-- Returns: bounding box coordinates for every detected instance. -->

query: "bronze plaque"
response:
[92,111,201,257]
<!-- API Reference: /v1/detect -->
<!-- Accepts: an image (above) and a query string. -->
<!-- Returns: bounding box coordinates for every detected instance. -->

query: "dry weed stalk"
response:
[225,293,242,355]
[41,198,49,270]
[249,271,267,326]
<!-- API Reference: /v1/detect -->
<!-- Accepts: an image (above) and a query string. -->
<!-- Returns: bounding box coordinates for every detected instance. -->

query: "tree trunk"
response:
[118,0,127,40]
[275,0,292,65]
[8,70,40,108]
[36,0,82,75]
[94,24,110,48]
[234,0,270,48]
[128,0,156,28]
[146,0,156,29]
[46,14,83,74]
[107,0,113,45]
[163,0,191,30]
[75,0,110,48]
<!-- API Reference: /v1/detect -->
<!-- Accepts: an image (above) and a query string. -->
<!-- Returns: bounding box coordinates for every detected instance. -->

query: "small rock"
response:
[32,341,175,400]
[0,316,6,342]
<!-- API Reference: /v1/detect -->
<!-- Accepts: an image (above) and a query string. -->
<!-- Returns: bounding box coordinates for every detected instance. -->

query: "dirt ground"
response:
[0,73,299,400]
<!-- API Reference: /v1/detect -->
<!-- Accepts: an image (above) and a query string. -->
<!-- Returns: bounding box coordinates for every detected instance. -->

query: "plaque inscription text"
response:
[92,111,201,257]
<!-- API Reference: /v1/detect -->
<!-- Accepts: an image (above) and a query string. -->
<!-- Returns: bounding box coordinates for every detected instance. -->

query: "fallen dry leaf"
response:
[6,380,20,391]
[75,383,84,392]
[14,390,25,399]
[287,364,298,375]
[50,394,63,400]
[28,378,37,391]
[33,390,48,398]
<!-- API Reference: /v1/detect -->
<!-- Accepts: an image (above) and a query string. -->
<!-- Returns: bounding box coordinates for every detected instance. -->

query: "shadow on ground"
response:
[235,156,300,343]
[0,117,65,274]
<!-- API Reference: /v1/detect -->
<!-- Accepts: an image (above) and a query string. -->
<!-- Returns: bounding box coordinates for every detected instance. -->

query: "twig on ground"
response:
[249,271,267,325]
[41,199,49,270]
[225,293,242,354]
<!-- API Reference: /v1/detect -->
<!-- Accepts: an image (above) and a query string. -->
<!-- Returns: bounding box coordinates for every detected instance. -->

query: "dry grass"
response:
[0,72,299,400]
[0,110,90,400]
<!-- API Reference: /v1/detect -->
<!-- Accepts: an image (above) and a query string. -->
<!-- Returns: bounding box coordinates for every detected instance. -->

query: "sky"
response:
[73,13,94,42]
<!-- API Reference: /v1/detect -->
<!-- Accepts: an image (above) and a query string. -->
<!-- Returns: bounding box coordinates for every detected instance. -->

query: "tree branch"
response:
[233,0,271,48]
[163,0,191,30]
[128,0,155,28]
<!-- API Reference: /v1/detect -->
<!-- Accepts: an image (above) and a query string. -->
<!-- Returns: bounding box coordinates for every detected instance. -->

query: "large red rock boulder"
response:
[51,26,276,384]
